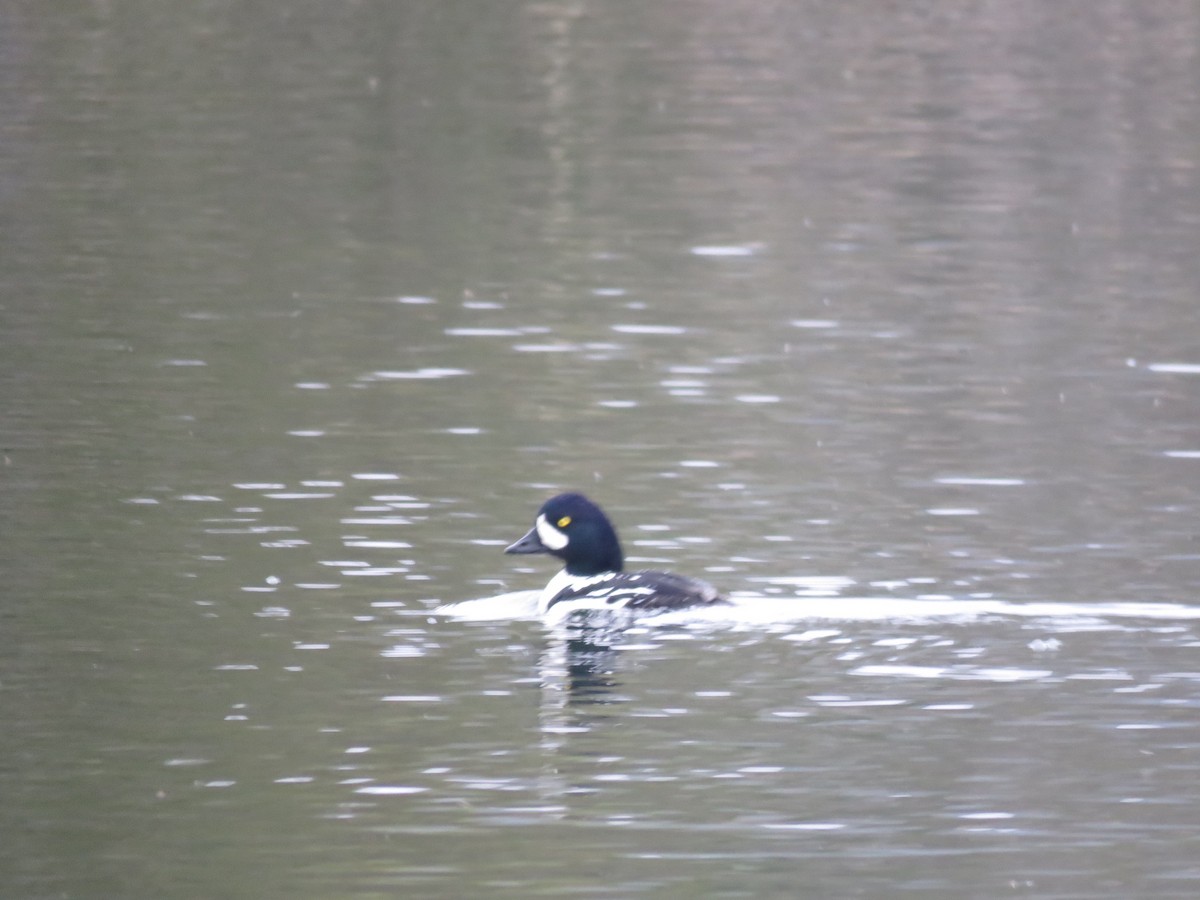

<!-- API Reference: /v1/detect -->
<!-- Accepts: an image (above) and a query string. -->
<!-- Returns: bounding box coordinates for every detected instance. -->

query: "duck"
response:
[504,492,726,615]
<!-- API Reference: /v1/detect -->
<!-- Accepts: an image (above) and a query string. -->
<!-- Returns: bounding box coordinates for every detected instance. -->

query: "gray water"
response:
[4,2,1200,898]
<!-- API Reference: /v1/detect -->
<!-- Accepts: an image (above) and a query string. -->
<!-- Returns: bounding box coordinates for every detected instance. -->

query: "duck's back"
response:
[546,569,725,613]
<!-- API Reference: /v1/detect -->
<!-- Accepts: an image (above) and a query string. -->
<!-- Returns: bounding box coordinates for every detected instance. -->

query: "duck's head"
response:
[504,492,624,576]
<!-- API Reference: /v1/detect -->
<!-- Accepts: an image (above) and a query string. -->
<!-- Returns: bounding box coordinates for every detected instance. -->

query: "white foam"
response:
[433,590,541,620]
[433,591,1200,628]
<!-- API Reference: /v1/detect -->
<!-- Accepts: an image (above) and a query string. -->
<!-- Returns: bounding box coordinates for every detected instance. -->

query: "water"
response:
[3,2,1200,897]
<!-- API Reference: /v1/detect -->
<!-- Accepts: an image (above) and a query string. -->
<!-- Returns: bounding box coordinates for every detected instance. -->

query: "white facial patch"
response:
[535,514,569,551]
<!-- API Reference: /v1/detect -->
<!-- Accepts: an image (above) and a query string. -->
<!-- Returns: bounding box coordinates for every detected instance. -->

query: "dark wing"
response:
[618,570,726,611]
[545,570,725,612]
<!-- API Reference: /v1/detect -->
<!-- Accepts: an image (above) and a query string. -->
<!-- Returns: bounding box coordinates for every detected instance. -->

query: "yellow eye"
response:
[557,516,572,528]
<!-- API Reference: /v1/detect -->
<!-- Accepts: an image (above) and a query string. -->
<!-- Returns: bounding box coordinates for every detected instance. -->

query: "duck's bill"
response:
[504,527,547,555]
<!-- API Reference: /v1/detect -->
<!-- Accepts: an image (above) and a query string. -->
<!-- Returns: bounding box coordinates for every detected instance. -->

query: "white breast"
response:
[539,569,610,614]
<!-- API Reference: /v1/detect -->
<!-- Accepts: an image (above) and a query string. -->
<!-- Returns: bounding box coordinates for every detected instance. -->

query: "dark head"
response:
[504,492,624,576]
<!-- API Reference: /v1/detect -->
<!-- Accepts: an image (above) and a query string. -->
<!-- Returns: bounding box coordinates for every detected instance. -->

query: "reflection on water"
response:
[540,627,625,708]
[343,601,1200,896]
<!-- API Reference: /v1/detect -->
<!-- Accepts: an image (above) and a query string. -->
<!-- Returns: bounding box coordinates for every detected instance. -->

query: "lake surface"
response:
[3,3,1200,897]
